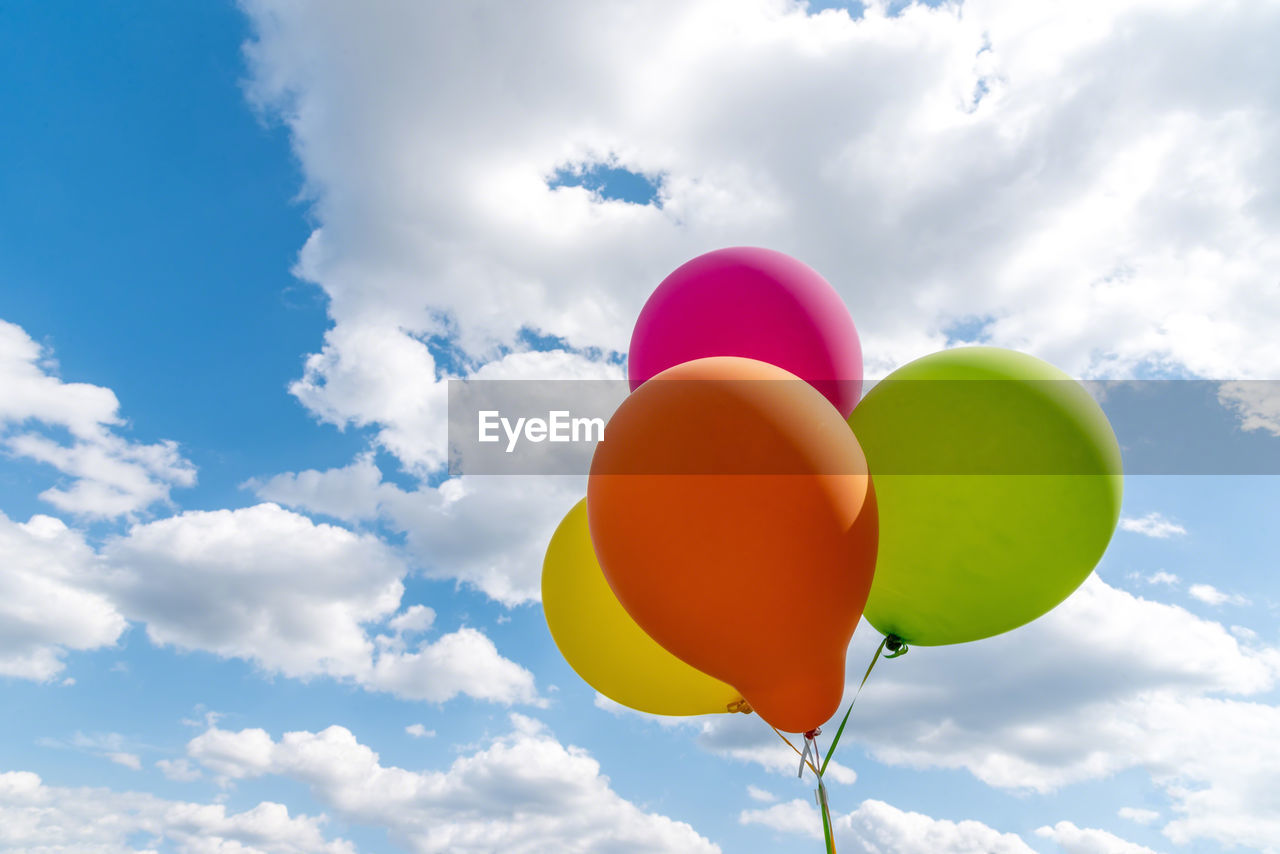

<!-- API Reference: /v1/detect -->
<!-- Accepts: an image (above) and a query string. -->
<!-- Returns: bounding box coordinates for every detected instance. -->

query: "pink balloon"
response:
[628,247,863,416]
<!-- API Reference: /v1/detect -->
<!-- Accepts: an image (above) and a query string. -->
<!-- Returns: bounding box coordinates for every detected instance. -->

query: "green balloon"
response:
[848,347,1122,646]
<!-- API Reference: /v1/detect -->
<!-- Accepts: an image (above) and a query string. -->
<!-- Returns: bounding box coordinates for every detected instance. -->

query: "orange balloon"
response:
[587,356,878,733]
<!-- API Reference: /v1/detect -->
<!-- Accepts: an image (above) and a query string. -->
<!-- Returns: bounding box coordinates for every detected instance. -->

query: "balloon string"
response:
[817,774,837,854]
[820,634,904,776]
[798,727,825,778]
[809,730,838,854]
[767,634,906,853]
[770,725,820,777]
[818,633,907,854]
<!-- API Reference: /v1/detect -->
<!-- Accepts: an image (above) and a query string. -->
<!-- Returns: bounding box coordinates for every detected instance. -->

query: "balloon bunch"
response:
[542,247,1123,852]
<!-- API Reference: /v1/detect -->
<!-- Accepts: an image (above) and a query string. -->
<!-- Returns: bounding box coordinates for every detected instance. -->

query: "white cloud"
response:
[1230,625,1260,643]
[389,604,435,635]
[0,770,353,854]
[101,502,406,679]
[363,626,543,705]
[237,0,1280,622]
[248,454,386,523]
[1188,583,1250,607]
[372,475,590,606]
[1036,820,1164,854]
[741,797,1036,853]
[1117,807,1160,825]
[243,451,386,521]
[106,751,142,770]
[288,323,449,474]
[746,784,775,803]
[1217,381,1280,437]
[39,731,155,773]
[1144,571,1179,586]
[251,347,621,605]
[100,503,539,705]
[0,318,196,517]
[188,714,720,854]
[739,800,1161,854]
[1119,513,1187,539]
[0,511,125,680]
[239,0,1280,416]
[405,724,435,739]
[282,330,624,480]
[188,725,276,781]
[699,575,1280,851]
[254,455,587,605]
[739,798,820,839]
[157,757,203,782]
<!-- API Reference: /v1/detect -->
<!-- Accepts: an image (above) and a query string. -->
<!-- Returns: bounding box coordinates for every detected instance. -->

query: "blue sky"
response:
[0,1,355,515]
[2,2,1279,853]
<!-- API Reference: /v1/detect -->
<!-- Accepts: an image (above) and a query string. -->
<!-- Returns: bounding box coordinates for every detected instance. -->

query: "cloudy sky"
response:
[2,0,1279,852]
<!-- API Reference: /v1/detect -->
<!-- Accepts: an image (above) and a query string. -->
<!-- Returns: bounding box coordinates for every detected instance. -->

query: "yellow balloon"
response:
[542,499,744,716]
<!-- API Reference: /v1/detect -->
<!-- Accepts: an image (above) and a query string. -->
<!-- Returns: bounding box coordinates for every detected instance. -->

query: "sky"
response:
[1,1,1279,852]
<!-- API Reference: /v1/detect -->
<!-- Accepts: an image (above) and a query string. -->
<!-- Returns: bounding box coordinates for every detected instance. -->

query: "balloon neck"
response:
[727,698,754,714]
[803,727,822,741]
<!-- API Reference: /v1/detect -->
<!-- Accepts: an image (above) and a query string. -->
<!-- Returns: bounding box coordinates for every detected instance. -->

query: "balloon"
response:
[588,356,879,733]
[847,347,1123,646]
[628,247,864,417]
[542,499,744,716]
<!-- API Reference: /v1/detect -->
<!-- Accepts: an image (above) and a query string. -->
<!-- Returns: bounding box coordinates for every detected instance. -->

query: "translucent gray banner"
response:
[447,379,1280,475]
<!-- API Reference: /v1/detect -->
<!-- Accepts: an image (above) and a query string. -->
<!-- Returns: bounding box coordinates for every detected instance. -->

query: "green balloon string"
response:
[817,775,835,854]
[820,635,901,777]
[799,634,904,853]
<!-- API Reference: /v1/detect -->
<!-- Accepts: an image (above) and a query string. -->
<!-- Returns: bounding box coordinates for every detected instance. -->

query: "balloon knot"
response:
[884,634,908,658]
[727,699,753,714]
[804,727,822,740]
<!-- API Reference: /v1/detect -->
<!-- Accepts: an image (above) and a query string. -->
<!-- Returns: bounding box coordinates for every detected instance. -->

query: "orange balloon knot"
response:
[727,699,754,714]
[804,727,822,741]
